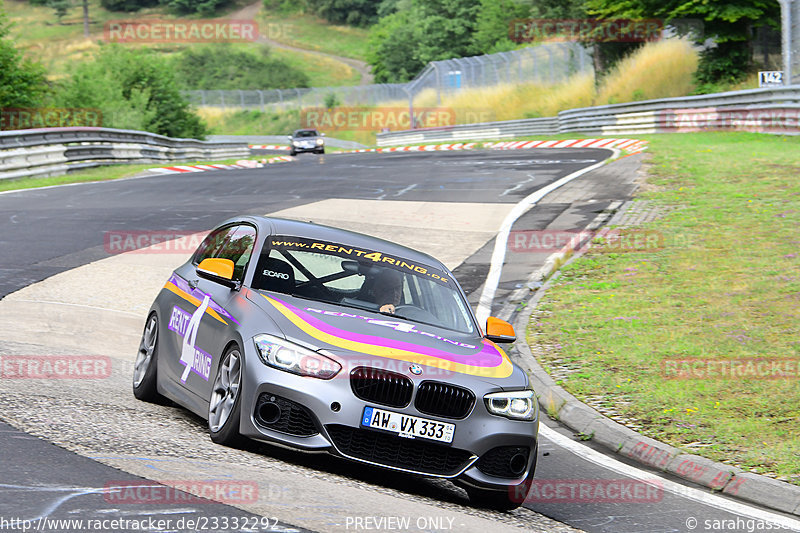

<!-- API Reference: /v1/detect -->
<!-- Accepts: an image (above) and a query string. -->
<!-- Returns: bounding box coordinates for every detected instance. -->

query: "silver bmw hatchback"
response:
[133,215,539,510]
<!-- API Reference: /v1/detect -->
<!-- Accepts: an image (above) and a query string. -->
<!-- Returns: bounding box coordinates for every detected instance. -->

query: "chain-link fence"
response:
[184,42,591,111]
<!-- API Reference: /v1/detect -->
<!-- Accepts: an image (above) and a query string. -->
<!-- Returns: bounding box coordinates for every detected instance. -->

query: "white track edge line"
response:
[475,149,618,325]
[539,424,800,529]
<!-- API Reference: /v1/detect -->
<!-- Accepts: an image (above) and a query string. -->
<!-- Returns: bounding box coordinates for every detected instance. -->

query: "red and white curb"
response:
[333,138,648,156]
[147,163,252,175]
[483,138,648,154]
[147,138,647,174]
[248,144,290,150]
[146,156,294,174]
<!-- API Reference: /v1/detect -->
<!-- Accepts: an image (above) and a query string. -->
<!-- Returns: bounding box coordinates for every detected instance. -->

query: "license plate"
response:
[361,406,455,444]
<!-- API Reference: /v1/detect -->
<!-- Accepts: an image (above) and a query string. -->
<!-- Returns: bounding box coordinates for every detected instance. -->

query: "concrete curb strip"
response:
[508,200,800,516]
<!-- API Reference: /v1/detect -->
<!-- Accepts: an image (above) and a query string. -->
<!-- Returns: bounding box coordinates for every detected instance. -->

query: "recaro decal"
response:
[263,269,289,280]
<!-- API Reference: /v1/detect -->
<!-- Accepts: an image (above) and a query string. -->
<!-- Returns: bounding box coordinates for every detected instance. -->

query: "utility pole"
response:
[83,0,89,38]
[780,0,800,85]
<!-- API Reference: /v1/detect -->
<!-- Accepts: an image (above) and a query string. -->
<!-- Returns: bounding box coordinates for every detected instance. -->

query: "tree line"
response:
[272,0,779,86]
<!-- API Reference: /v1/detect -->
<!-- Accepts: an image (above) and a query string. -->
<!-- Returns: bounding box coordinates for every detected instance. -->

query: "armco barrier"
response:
[376,86,800,146]
[0,127,250,181]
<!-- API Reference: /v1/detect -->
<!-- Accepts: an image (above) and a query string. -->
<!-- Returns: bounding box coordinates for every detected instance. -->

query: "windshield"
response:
[251,236,476,335]
[294,130,318,138]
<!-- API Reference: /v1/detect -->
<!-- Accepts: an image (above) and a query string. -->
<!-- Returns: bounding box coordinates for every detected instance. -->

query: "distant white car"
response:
[289,129,325,156]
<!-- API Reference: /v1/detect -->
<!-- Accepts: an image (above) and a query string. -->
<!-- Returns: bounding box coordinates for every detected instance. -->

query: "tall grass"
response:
[595,39,698,104]
[199,39,707,139]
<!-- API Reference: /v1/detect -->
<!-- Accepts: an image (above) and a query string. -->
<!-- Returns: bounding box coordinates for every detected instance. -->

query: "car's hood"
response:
[246,290,514,381]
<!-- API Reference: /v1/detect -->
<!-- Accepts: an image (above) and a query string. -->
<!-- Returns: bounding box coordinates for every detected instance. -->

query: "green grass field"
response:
[4,0,367,85]
[0,159,246,192]
[257,10,369,62]
[528,132,800,484]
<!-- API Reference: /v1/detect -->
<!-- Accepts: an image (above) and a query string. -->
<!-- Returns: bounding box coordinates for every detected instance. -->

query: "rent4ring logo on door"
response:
[168,300,212,382]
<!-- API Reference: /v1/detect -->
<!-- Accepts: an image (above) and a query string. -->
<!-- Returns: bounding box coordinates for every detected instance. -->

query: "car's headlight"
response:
[292,141,301,147]
[484,390,538,420]
[253,334,341,379]
[316,138,324,145]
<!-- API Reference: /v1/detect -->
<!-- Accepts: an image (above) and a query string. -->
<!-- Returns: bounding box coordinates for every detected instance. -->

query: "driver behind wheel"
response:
[373,268,403,314]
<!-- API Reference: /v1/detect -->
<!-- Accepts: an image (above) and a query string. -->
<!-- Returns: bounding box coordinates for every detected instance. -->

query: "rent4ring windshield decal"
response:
[269,236,451,285]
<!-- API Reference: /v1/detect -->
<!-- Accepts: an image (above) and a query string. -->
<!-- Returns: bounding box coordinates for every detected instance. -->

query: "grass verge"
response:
[527,132,800,484]
[0,159,245,193]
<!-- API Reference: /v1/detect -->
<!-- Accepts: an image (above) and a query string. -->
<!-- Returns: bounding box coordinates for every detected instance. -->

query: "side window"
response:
[192,226,236,265]
[216,226,257,281]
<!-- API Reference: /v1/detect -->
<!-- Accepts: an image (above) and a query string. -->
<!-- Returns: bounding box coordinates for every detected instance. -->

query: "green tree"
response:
[367,9,421,82]
[472,0,530,54]
[367,0,482,82]
[585,0,780,83]
[56,45,207,138]
[317,0,381,27]
[174,45,310,90]
[161,0,230,17]
[100,0,159,12]
[0,8,48,108]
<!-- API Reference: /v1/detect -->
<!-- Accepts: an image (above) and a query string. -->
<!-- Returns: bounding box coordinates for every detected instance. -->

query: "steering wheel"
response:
[392,305,440,324]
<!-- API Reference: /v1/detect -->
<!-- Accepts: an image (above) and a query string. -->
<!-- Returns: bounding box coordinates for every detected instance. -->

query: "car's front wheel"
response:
[132,313,165,403]
[208,345,245,447]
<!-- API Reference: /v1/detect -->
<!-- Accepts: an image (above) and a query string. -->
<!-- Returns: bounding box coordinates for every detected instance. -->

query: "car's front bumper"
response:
[238,344,539,491]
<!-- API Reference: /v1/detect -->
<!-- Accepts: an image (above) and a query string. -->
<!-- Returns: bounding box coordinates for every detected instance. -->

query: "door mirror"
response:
[197,258,236,288]
[485,316,515,343]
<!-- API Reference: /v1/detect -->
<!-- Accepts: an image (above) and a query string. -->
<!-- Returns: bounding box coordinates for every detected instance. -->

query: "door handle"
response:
[188,279,198,290]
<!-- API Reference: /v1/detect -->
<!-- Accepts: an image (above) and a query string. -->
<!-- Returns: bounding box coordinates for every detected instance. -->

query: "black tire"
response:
[467,443,538,512]
[317,148,325,154]
[289,150,297,156]
[208,345,246,448]
[132,313,165,403]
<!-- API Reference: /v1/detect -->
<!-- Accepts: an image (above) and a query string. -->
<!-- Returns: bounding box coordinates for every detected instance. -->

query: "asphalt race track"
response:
[1,150,798,533]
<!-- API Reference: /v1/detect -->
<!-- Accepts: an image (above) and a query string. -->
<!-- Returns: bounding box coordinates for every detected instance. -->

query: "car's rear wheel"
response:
[208,345,245,447]
[132,313,164,403]
[289,150,297,156]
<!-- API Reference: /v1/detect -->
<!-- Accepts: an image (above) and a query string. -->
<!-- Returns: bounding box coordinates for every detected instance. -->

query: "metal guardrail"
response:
[0,127,250,181]
[376,86,800,145]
